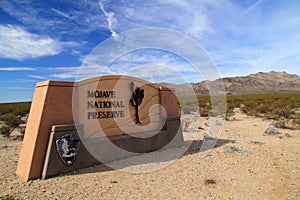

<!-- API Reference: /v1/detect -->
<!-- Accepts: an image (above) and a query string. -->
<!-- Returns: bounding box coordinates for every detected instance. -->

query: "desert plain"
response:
[1,108,300,199]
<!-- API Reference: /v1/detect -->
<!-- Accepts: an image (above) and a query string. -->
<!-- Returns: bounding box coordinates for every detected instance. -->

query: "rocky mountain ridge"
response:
[163,71,300,95]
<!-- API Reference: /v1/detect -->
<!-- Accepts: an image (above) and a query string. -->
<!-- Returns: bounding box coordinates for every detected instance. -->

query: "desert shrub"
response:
[275,119,288,129]
[1,114,22,129]
[256,103,271,114]
[227,97,242,108]
[292,117,300,124]
[0,102,29,138]
[182,106,194,114]
[12,107,29,116]
[275,117,300,130]
[20,127,26,135]
[290,118,300,129]
[226,102,235,110]
[0,114,22,137]
[274,105,294,119]
[192,93,300,129]
[225,108,235,120]
[225,102,235,120]
[0,102,31,116]
[0,125,11,137]
[199,106,211,117]
[240,100,260,116]
[236,93,300,123]
[0,106,14,115]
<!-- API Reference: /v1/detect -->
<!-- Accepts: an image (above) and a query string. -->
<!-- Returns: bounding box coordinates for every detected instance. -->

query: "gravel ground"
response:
[1,111,300,199]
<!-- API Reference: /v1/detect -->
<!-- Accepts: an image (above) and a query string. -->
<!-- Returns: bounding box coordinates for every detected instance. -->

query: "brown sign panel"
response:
[73,75,165,138]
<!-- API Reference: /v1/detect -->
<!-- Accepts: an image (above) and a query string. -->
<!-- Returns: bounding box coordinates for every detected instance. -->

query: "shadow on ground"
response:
[183,138,235,155]
[59,138,235,179]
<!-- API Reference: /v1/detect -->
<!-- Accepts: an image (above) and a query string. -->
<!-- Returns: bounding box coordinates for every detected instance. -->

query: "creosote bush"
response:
[0,102,30,138]
[180,93,300,130]
[0,125,11,137]
[0,114,23,137]
[1,114,22,128]
[0,102,30,116]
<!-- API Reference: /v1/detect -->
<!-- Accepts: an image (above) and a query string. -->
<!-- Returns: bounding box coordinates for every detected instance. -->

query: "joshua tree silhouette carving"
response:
[130,82,144,124]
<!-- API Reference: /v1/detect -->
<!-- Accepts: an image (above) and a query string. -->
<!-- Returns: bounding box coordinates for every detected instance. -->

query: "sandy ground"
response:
[1,110,300,199]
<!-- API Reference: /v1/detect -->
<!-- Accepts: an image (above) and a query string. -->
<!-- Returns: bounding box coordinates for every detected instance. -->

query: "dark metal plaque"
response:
[56,134,80,166]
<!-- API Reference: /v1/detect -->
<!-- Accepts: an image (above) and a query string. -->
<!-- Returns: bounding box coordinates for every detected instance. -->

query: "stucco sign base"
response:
[16,75,183,181]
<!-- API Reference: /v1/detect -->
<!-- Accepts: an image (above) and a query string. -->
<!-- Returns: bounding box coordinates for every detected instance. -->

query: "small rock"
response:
[249,141,264,145]
[264,122,280,135]
[110,180,118,184]
[27,180,33,186]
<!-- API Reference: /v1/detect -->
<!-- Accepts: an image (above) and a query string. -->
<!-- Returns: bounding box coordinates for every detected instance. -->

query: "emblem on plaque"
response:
[130,82,144,124]
[56,134,80,166]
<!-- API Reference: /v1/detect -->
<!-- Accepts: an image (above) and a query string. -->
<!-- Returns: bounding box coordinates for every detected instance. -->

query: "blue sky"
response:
[0,0,300,102]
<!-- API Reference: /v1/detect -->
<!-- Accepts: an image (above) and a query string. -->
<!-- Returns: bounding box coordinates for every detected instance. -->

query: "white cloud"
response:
[51,8,72,20]
[242,0,263,15]
[46,66,94,80]
[0,1,107,36]
[0,25,66,60]
[44,67,78,79]
[28,75,47,79]
[124,63,198,84]
[197,0,300,77]
[188,13,210,39]
[44,66,81,71]
[0,67,34,71]
[212,38,300,78]
[98,1,119,39]
[111,0,210,40]
[1,0,299,80]
[50,73,77,79]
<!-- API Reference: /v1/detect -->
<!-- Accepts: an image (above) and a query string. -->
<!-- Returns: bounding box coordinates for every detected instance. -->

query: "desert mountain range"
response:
[163,71,300,95]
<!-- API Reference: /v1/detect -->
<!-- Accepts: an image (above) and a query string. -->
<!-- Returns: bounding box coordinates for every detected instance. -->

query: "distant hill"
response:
[162,71,300,95]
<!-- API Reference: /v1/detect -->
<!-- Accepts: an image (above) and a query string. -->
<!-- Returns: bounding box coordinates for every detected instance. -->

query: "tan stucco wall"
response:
[16,81,74,181]
[16,76,180,181]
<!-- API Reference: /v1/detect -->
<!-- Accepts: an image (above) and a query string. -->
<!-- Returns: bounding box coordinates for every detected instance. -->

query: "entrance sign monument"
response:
[16,75,183,181]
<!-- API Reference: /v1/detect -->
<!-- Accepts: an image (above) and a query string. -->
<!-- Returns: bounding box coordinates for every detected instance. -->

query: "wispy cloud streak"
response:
[242,0,263,15]
[51,8,72,20]
[98,1,119,39]
[0,67,35,71]
[28,75,47,79]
